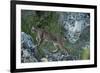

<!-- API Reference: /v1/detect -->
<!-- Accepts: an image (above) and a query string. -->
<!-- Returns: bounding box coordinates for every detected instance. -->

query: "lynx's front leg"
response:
[36,30,44,47]
[52,42,59,53]
[53,42,68,55]
[36,36,41,46]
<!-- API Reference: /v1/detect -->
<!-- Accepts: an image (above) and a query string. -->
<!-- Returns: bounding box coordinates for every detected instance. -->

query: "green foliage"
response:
[80,48,90,60]
[21,10,61,37]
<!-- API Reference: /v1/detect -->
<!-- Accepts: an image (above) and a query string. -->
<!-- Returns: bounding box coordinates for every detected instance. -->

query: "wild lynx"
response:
[31,26,68,54]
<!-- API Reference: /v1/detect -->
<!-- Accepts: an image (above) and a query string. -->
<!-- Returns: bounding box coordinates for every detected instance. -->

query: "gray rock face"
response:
[21,32,36,50]
[42,49,77,62]
[21,32,38,63]
[60,12,90,44]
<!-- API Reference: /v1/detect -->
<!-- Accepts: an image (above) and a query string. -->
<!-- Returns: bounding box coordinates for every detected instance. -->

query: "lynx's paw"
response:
[52,48,58,53]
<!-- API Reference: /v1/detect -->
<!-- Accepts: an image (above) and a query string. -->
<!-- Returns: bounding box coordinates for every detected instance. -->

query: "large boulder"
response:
[59,12,90,44]
[21,32,36,50]
[21,32,38,63]
[42,48,77,62]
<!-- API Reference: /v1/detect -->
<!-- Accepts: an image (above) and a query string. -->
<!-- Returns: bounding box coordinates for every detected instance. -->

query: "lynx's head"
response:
[31,26,37,33]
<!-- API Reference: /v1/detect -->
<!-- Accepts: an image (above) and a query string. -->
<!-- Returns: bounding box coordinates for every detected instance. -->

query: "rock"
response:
[59,12,90,44]
[21,32,38,63]
[21,32,36,50]
[28,56,38,62]
[41,58,48,62]
[42,48,77,61]
[22,49,30,57]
